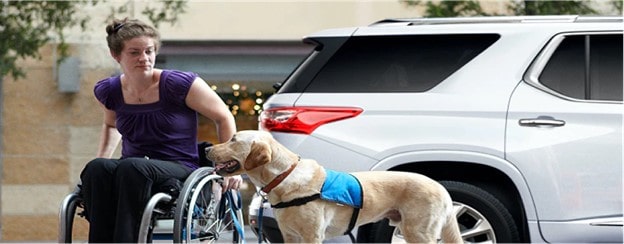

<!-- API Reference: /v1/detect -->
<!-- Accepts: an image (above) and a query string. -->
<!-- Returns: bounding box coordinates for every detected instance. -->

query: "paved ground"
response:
[151,224,258,243]
[222,225,259,243]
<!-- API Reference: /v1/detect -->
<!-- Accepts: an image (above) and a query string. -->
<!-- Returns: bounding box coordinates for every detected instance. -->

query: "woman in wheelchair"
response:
[79,17,242,243]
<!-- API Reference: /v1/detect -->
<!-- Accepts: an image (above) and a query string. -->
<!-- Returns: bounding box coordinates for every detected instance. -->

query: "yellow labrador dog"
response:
[206,130,462,243]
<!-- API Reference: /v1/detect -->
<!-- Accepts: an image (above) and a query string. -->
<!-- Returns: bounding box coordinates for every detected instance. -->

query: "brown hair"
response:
[106,18,161,56]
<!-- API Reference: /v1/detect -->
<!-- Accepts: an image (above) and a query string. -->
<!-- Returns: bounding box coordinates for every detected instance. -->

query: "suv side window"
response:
[539,34,623,101]
[304,34,499,93]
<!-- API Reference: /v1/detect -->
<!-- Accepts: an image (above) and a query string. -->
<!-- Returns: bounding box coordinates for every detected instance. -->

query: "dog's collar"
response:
[261,156,300,194]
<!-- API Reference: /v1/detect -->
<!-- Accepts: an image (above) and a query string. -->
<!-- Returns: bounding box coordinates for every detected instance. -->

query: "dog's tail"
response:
[441,209,463,243]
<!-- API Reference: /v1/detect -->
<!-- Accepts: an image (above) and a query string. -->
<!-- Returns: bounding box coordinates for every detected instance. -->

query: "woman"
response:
[80,18,242,242]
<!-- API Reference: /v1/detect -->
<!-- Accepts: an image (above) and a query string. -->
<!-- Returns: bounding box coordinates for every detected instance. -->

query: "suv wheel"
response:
[365,181,520,243]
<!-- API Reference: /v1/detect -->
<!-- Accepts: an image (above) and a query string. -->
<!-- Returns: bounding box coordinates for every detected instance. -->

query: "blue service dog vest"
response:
[320,169,363,208]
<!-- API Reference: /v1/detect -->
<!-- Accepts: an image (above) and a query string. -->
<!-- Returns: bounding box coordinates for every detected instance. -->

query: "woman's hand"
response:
[221,175,243,193]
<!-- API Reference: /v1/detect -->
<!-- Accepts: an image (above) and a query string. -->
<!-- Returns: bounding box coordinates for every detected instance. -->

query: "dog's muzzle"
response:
[214,160,241,174]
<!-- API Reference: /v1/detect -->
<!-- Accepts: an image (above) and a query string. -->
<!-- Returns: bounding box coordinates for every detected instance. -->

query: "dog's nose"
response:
[198,144,214,167]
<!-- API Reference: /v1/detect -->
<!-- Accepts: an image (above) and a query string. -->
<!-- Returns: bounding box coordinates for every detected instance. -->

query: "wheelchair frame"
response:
[58,167,245,243]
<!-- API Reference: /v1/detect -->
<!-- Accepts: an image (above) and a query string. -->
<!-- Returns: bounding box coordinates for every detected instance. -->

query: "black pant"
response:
[80,157,193,243]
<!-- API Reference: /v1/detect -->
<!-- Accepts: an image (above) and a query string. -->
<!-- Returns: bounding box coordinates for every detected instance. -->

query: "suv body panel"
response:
[508,82,622,242]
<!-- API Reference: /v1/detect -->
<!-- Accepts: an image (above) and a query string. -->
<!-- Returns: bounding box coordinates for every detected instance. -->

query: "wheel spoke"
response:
[454,203,469,217]
[462,218,493,239]
[453,201,496,243]
[182,182,242,243]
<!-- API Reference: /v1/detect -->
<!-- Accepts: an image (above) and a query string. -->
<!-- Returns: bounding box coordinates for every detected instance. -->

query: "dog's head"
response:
[206,130,294,180]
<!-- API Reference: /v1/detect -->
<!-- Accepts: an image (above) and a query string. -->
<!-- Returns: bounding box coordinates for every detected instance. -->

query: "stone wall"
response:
[2,44,104,240]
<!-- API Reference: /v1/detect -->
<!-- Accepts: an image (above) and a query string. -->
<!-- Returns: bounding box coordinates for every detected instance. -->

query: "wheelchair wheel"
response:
[173,168,244,243]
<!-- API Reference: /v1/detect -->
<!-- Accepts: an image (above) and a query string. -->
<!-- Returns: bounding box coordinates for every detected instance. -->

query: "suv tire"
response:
[441,181,520,243]
[364,181,520,243]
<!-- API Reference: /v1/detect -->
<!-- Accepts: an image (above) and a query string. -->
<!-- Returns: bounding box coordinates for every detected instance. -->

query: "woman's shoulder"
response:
[94,75,121,109]
[160,69,199,105]
[161,69,198,84]
[94,75,121,96]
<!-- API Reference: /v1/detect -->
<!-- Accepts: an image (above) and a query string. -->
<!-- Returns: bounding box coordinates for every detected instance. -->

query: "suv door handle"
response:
[519,116,565,127]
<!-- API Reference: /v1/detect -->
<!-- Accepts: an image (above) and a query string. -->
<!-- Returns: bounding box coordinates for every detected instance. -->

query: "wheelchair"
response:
[58,166,245,243]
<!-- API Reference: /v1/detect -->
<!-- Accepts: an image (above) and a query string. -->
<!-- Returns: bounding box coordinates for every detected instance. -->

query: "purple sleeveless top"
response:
[94,70,200,169]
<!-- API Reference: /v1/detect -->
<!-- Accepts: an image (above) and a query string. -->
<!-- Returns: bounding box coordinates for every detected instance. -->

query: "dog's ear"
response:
[244,140,271,170]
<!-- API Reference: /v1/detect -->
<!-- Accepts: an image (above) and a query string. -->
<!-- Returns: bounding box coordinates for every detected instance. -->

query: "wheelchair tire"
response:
[58,189,82,243]
[173,168,244,243]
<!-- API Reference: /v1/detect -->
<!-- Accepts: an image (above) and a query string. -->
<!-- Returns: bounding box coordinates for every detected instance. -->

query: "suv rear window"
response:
[303,34,499,93]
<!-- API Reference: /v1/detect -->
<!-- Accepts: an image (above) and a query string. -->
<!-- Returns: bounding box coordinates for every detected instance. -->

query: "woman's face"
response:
[114,36,157,75]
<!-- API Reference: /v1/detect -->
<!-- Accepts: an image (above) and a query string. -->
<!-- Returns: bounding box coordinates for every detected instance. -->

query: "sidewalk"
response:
[217,225,259,243]
[151,225,258,243]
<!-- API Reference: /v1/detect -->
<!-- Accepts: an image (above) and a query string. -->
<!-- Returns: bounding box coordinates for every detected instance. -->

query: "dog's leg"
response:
[277,217,302,243]
[399,211,442,244]
[282,232,301,243]
[288,216,325,243]
[300,231,324,243]
[280,227,323,243]
[277,209,325,243]
[440,211,463,243]
[400,225,438,243]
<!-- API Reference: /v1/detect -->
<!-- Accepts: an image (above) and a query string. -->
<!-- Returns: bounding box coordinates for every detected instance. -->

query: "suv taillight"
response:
[260,106,363,134]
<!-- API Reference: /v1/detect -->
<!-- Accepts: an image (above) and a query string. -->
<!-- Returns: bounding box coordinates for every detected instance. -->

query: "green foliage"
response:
[613,0,623,11]
[400,0,488,17]
[508,0,597,15]
[0,1,93,79]
[423,0,488,17]
[399,0,422,7]
[401,0,622,17]
[0,0,187,81]
[142,1,186,28]
[104,0,186,28]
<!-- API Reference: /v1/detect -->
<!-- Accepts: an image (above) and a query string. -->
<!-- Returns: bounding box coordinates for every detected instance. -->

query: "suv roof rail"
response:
[371,15,623,26]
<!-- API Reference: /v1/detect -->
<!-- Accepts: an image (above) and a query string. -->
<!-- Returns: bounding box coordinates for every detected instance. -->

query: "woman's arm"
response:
[96,108,122,158]
[186,77,240,191]
[185,77,237,143]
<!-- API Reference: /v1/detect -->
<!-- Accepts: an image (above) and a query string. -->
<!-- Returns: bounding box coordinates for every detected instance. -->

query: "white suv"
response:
[249,15,623,243]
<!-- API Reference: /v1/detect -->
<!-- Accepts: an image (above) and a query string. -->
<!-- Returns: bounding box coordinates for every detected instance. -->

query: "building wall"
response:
[2,43,112,240]
[70,1,418,42]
